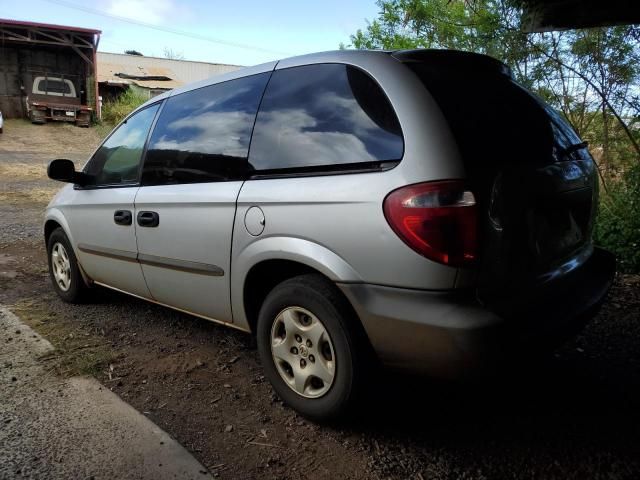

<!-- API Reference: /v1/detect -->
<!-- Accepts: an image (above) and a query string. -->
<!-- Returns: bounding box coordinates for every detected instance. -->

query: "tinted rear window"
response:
[37,79,72,95]
[248,63,403,172]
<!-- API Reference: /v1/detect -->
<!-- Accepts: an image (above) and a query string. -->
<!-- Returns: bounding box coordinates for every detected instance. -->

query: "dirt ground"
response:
[2,119,640,479]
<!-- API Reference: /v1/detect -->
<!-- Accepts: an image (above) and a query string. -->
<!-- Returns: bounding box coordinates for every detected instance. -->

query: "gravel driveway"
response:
[1,119,640,479]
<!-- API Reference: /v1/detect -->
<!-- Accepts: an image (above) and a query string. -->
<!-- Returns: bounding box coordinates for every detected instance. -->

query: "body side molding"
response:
[77,244,225,276]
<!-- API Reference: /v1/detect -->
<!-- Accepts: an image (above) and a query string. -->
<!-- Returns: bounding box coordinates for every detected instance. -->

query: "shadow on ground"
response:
[347,278,640,478]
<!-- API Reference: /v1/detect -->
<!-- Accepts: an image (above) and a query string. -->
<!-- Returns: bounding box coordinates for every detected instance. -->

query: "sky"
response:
[0,0,380,66]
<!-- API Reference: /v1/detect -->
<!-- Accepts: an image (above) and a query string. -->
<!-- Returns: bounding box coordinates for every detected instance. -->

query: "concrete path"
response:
[0,306,212,479]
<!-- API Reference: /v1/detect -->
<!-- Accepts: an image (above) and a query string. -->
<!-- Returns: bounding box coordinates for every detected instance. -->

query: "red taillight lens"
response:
[383,180,477,267]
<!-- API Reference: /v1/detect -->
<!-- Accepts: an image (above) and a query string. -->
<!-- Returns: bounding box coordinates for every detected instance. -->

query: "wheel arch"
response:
[44,218,62,245]
[44,210,91,285]
[232,237,365,337]
[240,259,375,364]
[242,259,316,334]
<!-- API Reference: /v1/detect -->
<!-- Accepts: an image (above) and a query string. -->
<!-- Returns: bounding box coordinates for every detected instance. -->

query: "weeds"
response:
[595,163,640,273]
[11,299,115,378]
[100,88,148,128]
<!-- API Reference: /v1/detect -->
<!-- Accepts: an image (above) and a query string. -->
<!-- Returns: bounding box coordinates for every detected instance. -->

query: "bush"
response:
[100,88,148,127]
[594,163,640,273]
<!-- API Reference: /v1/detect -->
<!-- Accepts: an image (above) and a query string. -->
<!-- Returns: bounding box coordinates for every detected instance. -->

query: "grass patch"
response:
[11,299,115,378]
[0,187,59,206]
[94,122,114,140]
[595,164,640,273]
[0,162,48,181]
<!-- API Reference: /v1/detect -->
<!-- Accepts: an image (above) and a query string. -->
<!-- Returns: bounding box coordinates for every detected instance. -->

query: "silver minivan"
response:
[45,49,615,420]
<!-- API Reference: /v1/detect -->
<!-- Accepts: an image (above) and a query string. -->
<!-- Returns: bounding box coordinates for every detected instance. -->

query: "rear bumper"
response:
[338,247,616,377]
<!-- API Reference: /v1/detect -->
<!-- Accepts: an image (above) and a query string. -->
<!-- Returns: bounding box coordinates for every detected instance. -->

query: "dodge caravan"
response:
[45,49,616,420]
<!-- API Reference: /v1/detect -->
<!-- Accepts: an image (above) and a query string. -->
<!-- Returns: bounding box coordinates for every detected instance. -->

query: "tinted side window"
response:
[248,64,403,172]
[142,72,271,185]
[85,103,160,186]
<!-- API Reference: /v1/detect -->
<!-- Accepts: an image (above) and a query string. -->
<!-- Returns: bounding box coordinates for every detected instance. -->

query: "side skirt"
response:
[93,281,251,334]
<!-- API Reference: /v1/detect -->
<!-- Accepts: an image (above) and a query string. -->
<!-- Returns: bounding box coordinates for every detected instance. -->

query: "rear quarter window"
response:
[248,63,403,173]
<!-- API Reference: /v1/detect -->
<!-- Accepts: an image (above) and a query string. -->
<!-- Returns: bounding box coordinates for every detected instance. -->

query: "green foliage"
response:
[100,88,148,127]
[595,164,640,273]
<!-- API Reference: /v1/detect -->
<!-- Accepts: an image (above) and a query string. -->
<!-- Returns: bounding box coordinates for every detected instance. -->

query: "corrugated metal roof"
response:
[98,61,183,90]
[97,52,241,88]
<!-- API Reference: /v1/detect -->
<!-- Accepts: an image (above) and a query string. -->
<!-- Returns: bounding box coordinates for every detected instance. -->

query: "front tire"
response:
[256,274,364,421]
[47,228,88,303]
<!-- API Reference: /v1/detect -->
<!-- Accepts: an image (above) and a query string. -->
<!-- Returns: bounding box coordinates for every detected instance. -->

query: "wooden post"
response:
[94,33,100,120]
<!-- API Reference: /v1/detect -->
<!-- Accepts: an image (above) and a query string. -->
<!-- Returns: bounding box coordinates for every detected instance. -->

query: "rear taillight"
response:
[383,180,477,267]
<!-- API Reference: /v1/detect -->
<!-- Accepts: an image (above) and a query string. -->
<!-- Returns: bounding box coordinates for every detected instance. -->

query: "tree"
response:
[348,0,640,176]
[124,49,143,56]
[570,26,640,173]
[163,47,185,60]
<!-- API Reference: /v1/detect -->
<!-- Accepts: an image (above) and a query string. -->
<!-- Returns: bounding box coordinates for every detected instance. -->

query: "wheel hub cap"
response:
[270,306,336,399]
[51,242,71,292]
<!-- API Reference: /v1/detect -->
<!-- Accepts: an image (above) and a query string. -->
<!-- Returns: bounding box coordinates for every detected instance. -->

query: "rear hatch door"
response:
[395,50,598,311]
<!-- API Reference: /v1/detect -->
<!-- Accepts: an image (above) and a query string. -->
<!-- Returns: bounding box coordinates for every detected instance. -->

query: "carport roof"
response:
[0,18,101,60]
[0,18,101,35]
[518,0,640,31]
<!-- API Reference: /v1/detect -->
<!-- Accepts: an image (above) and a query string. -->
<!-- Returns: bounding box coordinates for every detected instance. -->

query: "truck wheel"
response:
[76,113,90,127]
[29,111,44,125]
[47,228,89,303]
[256,274,364,421]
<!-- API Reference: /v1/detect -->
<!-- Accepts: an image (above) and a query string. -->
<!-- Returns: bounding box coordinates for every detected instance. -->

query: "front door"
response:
[63,102,161,298]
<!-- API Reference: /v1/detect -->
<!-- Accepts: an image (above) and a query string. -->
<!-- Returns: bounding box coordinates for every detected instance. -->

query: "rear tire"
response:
[47,228,89,303]
[256,274,364,421]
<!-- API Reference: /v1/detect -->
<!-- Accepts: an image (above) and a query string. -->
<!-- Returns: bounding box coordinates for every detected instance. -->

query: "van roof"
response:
[134,48,509,112]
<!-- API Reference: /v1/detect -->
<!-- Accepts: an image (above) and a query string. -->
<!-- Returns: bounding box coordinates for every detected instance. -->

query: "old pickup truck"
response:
[27,76,91,127]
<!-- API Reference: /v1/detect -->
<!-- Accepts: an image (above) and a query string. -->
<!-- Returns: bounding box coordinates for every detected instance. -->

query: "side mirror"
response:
[47,159,91,186]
